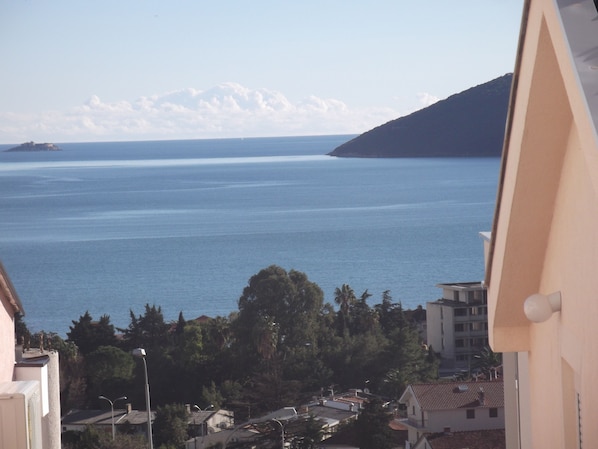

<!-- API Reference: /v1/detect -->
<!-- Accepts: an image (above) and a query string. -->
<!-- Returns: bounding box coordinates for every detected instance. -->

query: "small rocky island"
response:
[5,141,61,152]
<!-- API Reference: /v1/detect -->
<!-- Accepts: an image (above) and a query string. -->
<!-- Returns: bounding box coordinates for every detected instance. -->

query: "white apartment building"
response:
[426,282,488,375]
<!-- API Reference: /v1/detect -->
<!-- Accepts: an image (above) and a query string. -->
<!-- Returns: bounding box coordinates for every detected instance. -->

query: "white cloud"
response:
[417,92,440,108]
[0,83,403,143]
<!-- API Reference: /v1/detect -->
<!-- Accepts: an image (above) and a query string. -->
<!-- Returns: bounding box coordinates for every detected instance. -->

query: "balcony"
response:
[401,417,429,431]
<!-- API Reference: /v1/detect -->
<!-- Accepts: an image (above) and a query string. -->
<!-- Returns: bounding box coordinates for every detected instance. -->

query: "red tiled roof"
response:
[408,381,503,410]
[389,419,408,431]
[426,429,505,449]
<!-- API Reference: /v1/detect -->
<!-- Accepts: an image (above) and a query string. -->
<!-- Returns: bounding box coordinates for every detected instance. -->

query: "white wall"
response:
[428,407,505,432]
[0,299,15,383]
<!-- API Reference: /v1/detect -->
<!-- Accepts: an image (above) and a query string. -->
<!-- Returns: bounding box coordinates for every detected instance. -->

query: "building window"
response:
[466,409,475,419]
[454,323,465,332]
[453,291,460,301]
[456,339,465,348]
[471,322,484,331]
[412,405,415,416]
[455,308,467,317]
[489,408,498,418]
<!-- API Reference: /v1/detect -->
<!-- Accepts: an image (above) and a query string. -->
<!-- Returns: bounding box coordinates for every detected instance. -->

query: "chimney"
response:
[126,403,132,414]
[185,404,191,413]
[443,426,452,435]
[478,387,485,406]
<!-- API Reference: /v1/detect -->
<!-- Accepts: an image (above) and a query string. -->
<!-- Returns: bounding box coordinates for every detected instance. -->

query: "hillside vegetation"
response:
[329,73,512,158]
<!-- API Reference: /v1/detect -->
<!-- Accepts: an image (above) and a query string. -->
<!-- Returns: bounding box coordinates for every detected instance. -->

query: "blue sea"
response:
[0,136,499,336]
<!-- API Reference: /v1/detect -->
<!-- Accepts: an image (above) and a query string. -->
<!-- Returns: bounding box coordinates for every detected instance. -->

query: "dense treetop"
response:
[19,265,440,447]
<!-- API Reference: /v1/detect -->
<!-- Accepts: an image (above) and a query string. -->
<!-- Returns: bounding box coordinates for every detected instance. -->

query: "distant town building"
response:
[399,380,504,448]
[426,282,488,376]
[62,403,155,435]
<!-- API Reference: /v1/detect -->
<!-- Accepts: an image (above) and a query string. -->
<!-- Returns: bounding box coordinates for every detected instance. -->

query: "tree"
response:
[14,312,31,346]
[152,403,189,449]
[334,284,356,335]
[348,289,379,335]
[334,284,356,316]
[62,426,147,449]
[30,332,87,410]
[381,323,438,395]
[375,290,405,336]
[121,304,171,351]
[173,311,186,345]
[354,398,394,449]
[202,315,232,352]
[86,345,135,398]
[201,381,224,410]
[234,266,324,373]
[288,415,324,449]
[67,312,117,355]
[174,321,203,368]
[473,346,502,379]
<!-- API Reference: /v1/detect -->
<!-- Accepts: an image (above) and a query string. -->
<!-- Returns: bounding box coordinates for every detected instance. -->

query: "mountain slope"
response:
[329,73,512,157]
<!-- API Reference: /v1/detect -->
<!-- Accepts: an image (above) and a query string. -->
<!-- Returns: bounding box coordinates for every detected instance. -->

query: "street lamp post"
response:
[98,395,127,440]
[132,348,154,449]
[272,419,285,449]
[192,404,214,449]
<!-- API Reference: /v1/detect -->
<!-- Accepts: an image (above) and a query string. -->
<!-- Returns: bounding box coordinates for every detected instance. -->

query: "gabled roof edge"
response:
[0,261,25,315]
[485,0,531,291]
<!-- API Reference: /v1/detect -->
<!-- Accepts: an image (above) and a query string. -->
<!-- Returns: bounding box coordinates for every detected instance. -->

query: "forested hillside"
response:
[329,73,512,158]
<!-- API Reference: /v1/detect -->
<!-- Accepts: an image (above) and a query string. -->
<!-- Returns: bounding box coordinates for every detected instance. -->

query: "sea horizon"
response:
[0,133,359,148]
[0,135,498,336]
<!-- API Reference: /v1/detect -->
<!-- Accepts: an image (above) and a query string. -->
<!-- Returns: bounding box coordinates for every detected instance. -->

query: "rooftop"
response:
[436,282,485,291]
[303,403,357,427]
[425,429,505,449]
[400,381,504,411]
[62,408,155,427]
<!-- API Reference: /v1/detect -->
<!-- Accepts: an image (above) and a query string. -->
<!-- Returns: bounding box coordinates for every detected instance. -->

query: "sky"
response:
[0,1,523,144]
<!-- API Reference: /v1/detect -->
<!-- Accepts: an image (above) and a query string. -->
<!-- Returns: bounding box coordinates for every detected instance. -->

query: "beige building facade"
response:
[486,0,598,448]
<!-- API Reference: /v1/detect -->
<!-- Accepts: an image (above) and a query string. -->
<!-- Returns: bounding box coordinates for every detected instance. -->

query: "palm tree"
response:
[473,346,502,380]
[334,284,356,316]
[334,284,356,336]
[253,316,279,361]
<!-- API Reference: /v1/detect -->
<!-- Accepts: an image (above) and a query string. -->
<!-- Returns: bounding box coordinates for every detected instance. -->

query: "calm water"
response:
[0,136,499,335]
